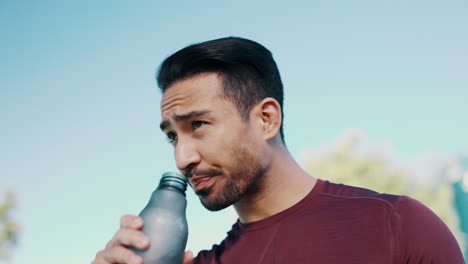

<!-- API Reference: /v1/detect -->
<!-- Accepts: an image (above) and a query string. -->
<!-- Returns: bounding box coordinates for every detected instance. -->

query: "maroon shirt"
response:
[194,179,464,263]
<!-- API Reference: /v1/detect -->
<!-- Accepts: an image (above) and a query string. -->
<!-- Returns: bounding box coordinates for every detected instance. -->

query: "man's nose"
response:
[174,139,201,172]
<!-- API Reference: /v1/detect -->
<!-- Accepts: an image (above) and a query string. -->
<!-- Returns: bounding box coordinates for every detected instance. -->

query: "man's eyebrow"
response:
[159,110,211,131]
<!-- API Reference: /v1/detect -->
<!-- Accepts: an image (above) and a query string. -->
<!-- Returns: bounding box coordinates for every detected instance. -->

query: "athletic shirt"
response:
[194,179,464,263]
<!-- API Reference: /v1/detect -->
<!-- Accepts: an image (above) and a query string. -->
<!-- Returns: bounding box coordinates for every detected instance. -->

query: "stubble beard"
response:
[197,146,267,212]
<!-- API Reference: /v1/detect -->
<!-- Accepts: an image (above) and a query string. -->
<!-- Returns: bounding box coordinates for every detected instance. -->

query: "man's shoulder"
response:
[318,179,404,210]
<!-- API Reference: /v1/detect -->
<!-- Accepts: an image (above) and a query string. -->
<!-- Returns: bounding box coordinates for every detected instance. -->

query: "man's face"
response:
[160,73,267,211]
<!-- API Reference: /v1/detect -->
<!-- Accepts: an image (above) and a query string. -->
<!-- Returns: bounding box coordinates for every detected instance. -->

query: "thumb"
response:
[183,250,194,264]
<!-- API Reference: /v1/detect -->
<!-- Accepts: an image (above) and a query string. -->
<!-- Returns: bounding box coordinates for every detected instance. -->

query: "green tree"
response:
[301,131,465,252]
[0,190,20,261]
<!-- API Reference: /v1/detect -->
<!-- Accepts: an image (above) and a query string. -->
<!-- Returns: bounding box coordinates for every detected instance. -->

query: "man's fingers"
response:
[120,214,144,229]
[183,250,194,264]
[91,250,107,264]
[102,246,143,264]
[91,215,147,264]
[107,228,149,250]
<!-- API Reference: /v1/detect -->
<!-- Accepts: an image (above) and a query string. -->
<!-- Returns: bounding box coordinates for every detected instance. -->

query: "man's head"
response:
[157,37,285,211]
[157,36,285,143]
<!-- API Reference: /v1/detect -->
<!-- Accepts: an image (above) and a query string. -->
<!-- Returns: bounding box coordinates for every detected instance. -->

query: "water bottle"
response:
[133,172,189,264]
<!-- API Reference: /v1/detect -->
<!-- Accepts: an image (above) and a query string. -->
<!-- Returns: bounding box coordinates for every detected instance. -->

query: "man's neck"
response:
[233,145,317,223]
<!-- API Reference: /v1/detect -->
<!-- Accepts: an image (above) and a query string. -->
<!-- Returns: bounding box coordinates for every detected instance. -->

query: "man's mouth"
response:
[190,175,216,192]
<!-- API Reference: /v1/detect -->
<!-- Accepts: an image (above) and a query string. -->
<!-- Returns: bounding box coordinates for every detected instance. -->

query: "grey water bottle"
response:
[133,172,189,264]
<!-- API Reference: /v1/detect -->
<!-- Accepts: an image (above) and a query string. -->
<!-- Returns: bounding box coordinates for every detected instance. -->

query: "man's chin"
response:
[198,195,232,212]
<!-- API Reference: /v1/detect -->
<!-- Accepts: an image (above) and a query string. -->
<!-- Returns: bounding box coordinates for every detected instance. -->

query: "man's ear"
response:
[253,98,282,141]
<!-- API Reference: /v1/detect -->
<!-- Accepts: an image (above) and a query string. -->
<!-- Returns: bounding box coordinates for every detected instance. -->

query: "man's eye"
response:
[166,132,177,144]
[192,121,207,130]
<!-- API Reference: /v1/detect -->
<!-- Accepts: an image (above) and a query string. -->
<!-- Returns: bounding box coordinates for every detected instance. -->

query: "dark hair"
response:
[157,36,285,143]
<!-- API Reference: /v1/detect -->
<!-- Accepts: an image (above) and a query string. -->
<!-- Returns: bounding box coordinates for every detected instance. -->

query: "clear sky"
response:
[1,0,467,263]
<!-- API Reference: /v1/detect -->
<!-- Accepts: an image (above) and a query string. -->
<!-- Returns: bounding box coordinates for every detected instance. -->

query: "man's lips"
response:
[190,175,216,191]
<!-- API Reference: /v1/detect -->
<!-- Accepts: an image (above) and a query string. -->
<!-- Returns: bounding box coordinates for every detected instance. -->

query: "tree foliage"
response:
[301,131,465,251]
[0,190,19,261]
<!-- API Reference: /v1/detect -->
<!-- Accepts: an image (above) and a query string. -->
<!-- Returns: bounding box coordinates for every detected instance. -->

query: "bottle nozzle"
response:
[158,172,188,193]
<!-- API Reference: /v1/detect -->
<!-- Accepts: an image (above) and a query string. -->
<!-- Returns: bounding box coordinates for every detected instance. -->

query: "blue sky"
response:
[1,1,467,263]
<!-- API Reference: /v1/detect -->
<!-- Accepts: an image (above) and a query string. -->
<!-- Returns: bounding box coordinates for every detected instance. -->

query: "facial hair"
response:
[196,145,267,211]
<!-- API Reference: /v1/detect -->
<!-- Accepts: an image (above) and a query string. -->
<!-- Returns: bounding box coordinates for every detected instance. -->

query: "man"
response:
[92,37,464,264]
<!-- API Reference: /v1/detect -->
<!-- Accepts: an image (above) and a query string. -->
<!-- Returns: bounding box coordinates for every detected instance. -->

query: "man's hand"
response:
[92,214,148,264]
[91,214,194,264]
[183,250,194,264]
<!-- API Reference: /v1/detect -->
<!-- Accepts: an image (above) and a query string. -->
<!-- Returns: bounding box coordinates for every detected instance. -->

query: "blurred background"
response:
[1,0,467,263]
